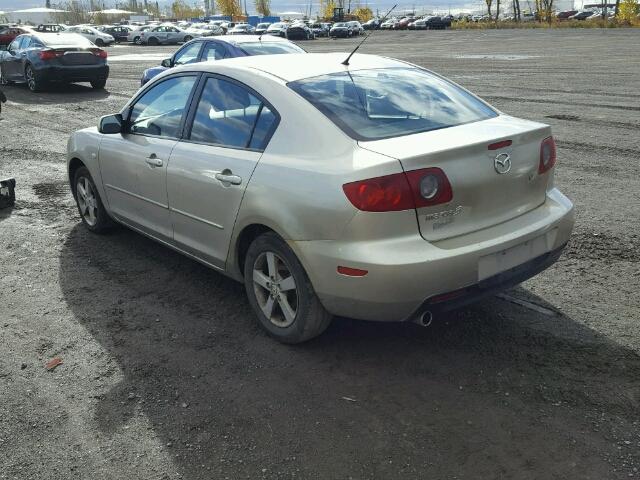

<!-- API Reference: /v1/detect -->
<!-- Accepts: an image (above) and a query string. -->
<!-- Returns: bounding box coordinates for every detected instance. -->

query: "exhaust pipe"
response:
[417,311,433,327]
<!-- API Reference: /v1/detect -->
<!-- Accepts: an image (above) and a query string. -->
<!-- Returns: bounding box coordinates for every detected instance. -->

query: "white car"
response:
[66,25,115,46]
[140,25,198,45]
[186,22,224,37]
[127,25,153,44]
[66,53,574,343]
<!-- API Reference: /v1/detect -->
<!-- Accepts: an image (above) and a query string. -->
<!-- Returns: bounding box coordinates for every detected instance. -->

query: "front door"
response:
[167,75,279,268]
[99,74,199,241]
[3,37,26,79]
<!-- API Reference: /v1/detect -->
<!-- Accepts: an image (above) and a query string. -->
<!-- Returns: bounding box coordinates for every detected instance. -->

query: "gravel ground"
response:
[1,29,639,480]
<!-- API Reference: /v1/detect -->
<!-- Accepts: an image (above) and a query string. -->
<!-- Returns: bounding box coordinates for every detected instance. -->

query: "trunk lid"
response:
[358,115,553,242]
[47,47,102,66]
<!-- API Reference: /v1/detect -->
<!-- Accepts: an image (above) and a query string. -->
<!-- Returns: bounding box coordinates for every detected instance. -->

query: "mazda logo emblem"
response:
[494,153,511,174]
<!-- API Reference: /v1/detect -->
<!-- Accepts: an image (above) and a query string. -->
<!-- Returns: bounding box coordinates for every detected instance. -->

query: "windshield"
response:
[289,67,498,141]
[267,23,285,29]
[239,42,305,55]
[334,23,346,27]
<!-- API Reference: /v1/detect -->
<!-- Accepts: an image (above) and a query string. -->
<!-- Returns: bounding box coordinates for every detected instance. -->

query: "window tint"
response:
[289,67,497,141]
[128,75,197,138]
[174,42,202,65]
[18,36,31,49]
[202,42,227,61]
[189,77,276,149]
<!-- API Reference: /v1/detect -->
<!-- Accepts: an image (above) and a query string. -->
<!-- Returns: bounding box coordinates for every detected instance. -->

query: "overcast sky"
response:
[0,0,489,14]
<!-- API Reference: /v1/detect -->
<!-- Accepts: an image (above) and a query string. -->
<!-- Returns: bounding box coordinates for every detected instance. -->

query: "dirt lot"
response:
[1,29,639,479]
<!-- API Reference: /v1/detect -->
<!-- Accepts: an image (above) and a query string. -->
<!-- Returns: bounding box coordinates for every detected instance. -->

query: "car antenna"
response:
[342,4,397,66]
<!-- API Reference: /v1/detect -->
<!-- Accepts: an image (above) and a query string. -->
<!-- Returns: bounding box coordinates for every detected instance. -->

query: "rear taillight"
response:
[38,49,58,61]
[343,168,453,212]
[539,136,556,174]
[92,49,108,58]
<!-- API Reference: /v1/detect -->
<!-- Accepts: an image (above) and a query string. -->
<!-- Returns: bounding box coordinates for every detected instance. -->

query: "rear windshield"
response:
[288,67,498,141]
[39,33,94,47]
[238,42,305,55]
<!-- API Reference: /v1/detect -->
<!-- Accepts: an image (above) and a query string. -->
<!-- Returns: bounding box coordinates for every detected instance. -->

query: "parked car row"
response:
[376,15,453,30]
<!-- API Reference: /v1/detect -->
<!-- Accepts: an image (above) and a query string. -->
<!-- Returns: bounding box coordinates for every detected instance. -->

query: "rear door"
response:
[99,74,199,241]
[166,75,279,268]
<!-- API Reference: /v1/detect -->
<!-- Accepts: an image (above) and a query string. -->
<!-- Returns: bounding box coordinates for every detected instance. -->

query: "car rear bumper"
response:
[38,64,109,82]
[291,188,575,322]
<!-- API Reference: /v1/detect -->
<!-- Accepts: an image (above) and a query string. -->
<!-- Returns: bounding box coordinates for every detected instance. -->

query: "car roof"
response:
[201,34,290,45]
[185,52,407,82]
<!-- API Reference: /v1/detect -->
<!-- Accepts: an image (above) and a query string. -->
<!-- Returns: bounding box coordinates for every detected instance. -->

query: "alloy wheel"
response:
[252,251,298,328]
[76,176,98,226]
[25,66,36,91]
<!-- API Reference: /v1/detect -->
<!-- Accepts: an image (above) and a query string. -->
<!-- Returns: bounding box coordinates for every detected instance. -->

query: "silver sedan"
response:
[67,53,574,343]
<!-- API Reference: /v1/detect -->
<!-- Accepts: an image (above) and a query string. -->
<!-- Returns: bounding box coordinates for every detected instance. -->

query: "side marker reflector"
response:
[337,266,368,277]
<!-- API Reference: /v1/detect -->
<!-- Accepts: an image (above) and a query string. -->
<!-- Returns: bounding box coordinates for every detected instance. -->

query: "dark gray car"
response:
[0,32,109,92]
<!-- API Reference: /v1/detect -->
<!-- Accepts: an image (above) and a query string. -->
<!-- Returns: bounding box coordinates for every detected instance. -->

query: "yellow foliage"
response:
[171,0,203,19]
[322,0,337,20]
[216,0,242,16]
[618,0,639,22]
[353,6,373,21]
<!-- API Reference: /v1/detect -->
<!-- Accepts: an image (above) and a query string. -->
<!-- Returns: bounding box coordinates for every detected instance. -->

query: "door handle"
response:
[215,171,242,185]
[145,155,163,167]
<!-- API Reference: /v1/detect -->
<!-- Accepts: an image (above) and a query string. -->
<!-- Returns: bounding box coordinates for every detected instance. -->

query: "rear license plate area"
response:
[478,230,556,281]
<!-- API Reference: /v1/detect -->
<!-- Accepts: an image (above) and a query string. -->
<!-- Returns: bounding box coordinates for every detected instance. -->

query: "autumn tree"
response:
[353,6,373,21]
[216,0,242,16]
[485,0,493,18]
[617,0,639,21]
[171,0,203,19]
[255,0,271,16]
[322,0,337,19]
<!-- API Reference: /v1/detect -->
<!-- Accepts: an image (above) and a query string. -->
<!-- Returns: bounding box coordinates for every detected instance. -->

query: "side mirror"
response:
[161,58,172,68]
[99,113,123,134]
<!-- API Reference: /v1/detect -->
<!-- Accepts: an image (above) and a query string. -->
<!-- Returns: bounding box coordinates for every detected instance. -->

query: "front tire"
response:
[95,38,104,47]
[183,35,192,42]
[244,233,332,344]
[73,167,113,233]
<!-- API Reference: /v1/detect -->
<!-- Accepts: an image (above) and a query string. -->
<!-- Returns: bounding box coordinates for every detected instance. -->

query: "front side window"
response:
[127,75,197,138]
[188,77,277,149]
[289,67,497,141]
[174,42,202,65]
[8,38,20,52]
[18,36,31,49]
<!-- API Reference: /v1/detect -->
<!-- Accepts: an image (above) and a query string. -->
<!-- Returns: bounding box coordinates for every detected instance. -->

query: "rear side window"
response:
[238,42,305,55]
[188,77,277,150]
[127,75,198,138]
[289,67,498,141]
[202,42,227,61]
[174,42,202,65]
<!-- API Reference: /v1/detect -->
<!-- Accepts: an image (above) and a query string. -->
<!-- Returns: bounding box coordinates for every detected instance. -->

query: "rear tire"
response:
[25,65,44,92]
[133,36,142,45]
[244,232,332,344]
[90,78,107,89]
[183,35,192,42]
[73,166,113,233]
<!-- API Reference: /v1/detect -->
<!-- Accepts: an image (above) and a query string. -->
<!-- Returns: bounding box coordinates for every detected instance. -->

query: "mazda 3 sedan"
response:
[67,53,574,343]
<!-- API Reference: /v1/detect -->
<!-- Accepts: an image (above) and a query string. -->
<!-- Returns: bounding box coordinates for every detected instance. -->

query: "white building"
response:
[5,7,66,25]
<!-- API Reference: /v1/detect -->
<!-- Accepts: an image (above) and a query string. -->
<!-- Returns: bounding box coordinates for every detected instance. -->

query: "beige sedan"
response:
[67,53,574,343]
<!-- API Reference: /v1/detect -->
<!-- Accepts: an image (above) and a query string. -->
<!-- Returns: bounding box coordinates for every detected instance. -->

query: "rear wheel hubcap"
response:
[253,251,298,328]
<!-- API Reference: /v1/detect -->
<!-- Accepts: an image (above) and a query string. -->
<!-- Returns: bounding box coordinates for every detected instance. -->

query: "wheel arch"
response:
[68,157,86,196]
